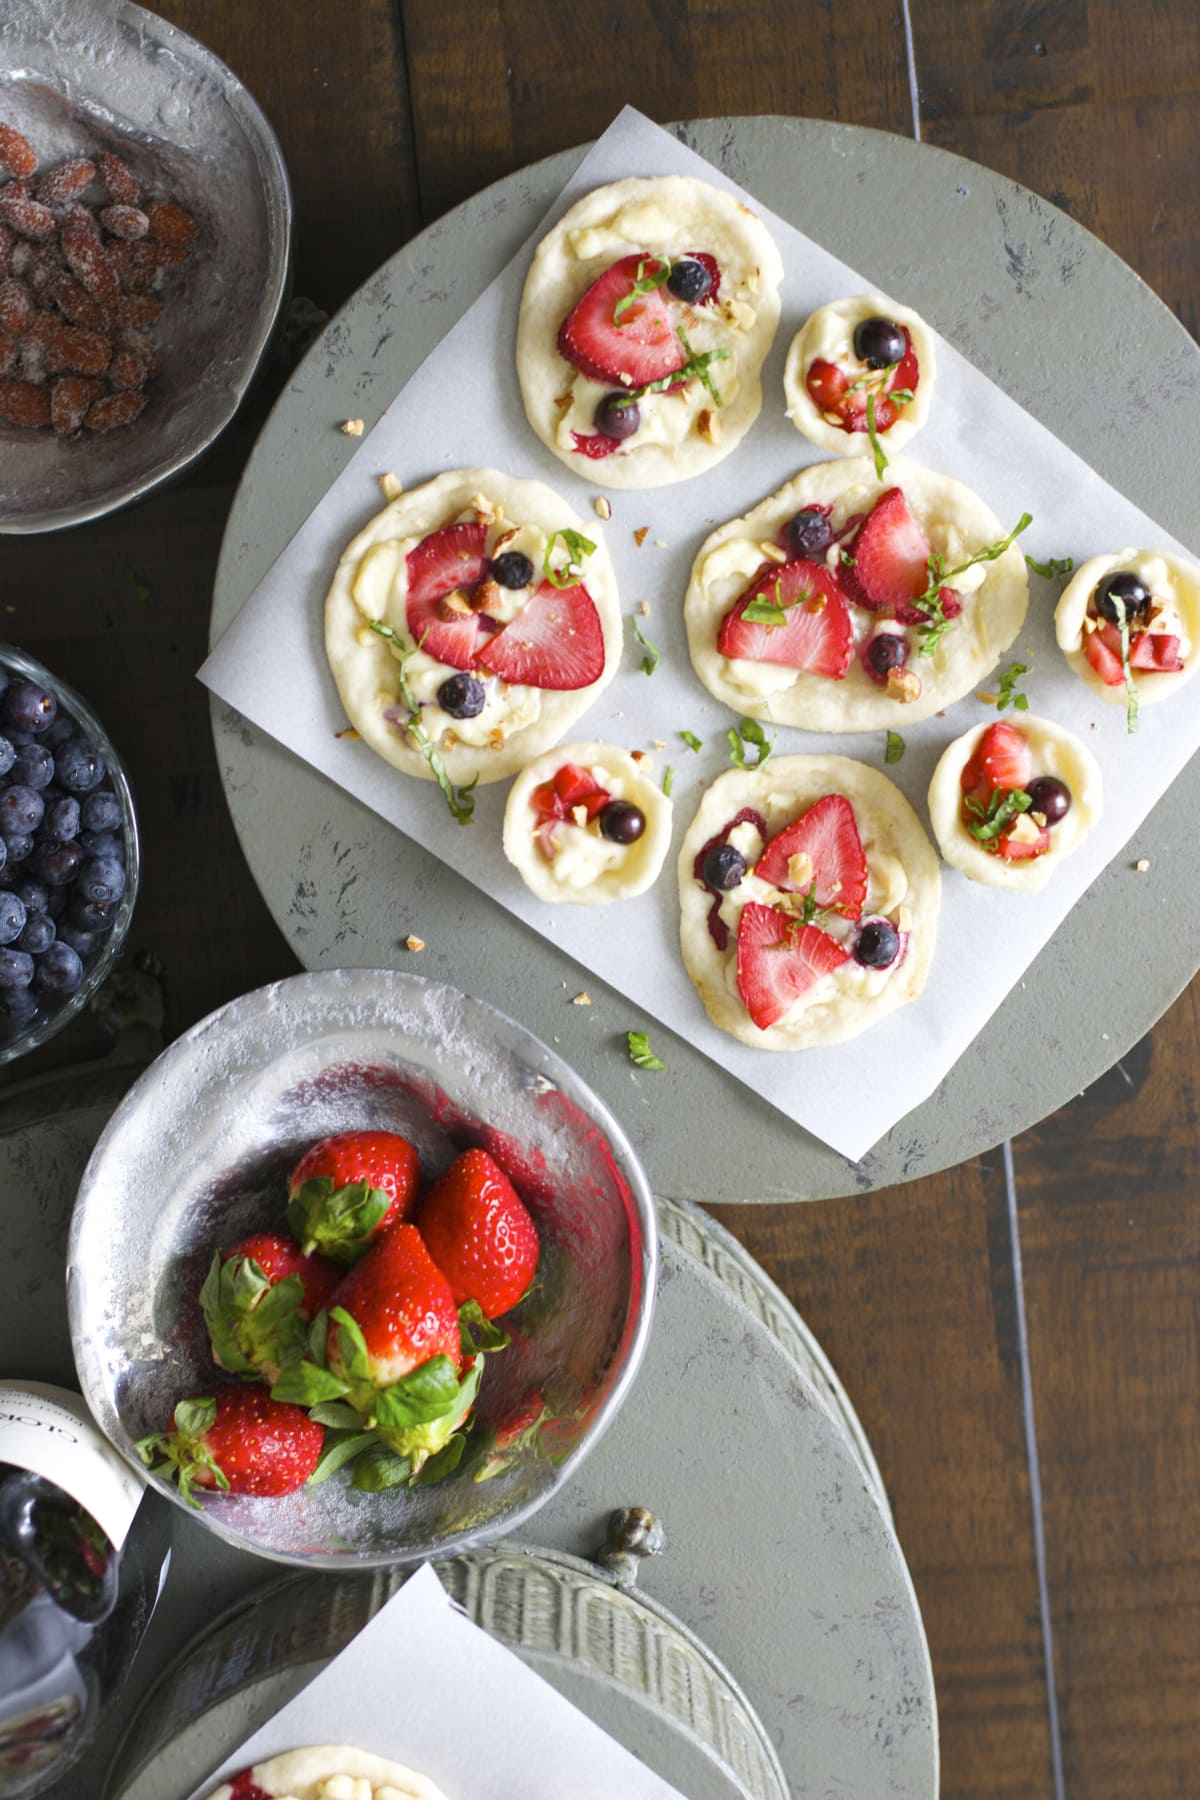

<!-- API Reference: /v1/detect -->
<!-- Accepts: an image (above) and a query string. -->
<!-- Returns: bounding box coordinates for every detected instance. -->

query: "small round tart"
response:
[205,1744,449,1800]
[516,174,784,489]
[684,456,1029,732]
[783,294,935,456]
[325,468,622,788]
[503,740,672,905]
[1054,548,1200,709]
[928,716,1103,893]
[678,755,940,1051]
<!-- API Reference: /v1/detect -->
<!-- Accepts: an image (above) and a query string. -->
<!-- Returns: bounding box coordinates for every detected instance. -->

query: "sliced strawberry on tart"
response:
[503,740,674,905]
[325,468,623,800]
[517,174,783,487]
[678,756,941,1050]
[1054,551,1200,726]
[784,293,936,457]
[928,717,1103,892]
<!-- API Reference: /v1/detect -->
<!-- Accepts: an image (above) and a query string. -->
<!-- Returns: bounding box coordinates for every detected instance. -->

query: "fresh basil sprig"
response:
[612,255,670,326]
[367,622,478,825]
[680,730,703,753]
[627,1030,665,1071]
[1025,553,1074,579]
[728,716,775,770]
[965,786,1033,842]
[885,729,905,764]
[1111,595,1140,734]
[543,527,596,590]
[633,618,659,675]
[742,575,814,628]
[909,513,1033,658]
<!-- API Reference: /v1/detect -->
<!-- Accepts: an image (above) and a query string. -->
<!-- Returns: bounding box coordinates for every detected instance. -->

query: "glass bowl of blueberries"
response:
[0,646,139,1059]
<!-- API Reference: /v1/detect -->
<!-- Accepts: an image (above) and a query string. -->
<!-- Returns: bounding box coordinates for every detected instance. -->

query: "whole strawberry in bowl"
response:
[67,969,656,1569]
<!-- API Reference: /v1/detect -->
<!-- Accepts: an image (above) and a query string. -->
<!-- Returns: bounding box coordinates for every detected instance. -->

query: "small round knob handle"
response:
[592,1505,667,1589]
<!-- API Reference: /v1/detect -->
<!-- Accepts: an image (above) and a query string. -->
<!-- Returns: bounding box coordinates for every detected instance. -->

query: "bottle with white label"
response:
[0,1381,171,1798]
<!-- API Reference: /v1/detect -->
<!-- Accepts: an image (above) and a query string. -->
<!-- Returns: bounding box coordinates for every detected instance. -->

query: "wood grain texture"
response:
[400,0,914,220]
[712,1163,1055,1798]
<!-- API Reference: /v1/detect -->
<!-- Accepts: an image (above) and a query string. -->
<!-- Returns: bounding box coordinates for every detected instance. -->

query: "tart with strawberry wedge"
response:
[325,469,622,799]
[684,456,1030,731]
[204,1746,448,1800]
[928,717,1102,892]
[1054,549,1200,721]
[502,740,673,905]
[678,756,940,1050]
[784,294,935,456]
[517,175,783,488]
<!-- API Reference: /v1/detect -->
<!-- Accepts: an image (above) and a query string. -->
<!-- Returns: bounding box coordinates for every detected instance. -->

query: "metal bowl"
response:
[0,0,292,534]
[0,643,140,1061]
[67,969,658,1569]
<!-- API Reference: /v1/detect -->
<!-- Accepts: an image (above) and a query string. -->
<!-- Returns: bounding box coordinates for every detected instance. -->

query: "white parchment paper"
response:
[186,1562,687,1800]
[200,107,1198,1161]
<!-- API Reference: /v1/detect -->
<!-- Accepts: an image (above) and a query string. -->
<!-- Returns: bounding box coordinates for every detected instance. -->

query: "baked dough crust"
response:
[325,468,622,787]
[684,456,1029,732]
[783,294,935,455]
[1054,548,1200,707]
[677,755,940,1050]
[927,715,1103,892]
[516,175,783,488]
[503,740,673,905]
[206,1743,449,1800]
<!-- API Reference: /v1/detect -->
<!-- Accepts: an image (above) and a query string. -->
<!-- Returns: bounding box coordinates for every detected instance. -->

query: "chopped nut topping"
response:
[697,408,721,445]
[1007,812,1042,845]
[976,691,998,705]
[594,496,612,520]
[787,851,814,889]
[638,600,651,616]
[722,297,756,331]
[340,417,364,436]
[553,392,573,411]
[334,726,360,740]
[488,727,505,750]
[1136,857,1150,872]
[887,667,923,703]
[492,527,518,552]
[471,494,498,525]
[571,991,592,1006]
[758,541,788,564]
[570,803,589,827]
[379,472,403,500]
[1031,810,1047,828]
[634,526,650,546]
[654,538,668,548]
[1082,614,1099,635]
[631,749,652,768]
[440,588,473,616]
[746,269,761,293]
[404,934,425,952]
[472,579,504,616]
[653,738,667,750]
[776,891,810,916]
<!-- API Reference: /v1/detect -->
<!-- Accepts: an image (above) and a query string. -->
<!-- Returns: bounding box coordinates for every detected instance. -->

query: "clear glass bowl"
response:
[0,644,140,1063]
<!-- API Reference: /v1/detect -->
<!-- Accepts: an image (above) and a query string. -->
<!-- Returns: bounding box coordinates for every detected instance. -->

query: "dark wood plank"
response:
[711,1164,1055,1799]
[1011,996,1200,1796]
[400,0,915,221]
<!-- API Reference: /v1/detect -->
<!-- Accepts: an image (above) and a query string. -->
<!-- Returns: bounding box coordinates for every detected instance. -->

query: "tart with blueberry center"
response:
[503,740,673,905]
[928,717,1103,892]
[678,756,940,1050]
[684,456,1029,732]
[324,469,622,799]
[783,294,935,456]
[1054,550,1200,721]
[517,175,783,488]
[205,1745,448,1799]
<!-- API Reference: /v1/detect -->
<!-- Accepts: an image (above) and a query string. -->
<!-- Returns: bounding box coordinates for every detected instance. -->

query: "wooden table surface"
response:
[6,3,1200,1795]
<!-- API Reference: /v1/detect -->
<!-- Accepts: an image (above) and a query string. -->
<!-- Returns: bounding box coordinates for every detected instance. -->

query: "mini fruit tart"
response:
[325,469,622,801]
[516,174,783,488]
[928,717,1103,892]
[205,1746,448,1799]
[678,755,940,1050]
[503,741,673,905]
[1054,550,1200,719]
[684,456,1030,732]
[783,294,935,456]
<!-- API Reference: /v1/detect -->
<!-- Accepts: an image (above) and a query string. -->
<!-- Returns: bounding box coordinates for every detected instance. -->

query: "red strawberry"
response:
[1089,622,1186,676]
[570,429,620,459]
[135,1388,323,1504]
[996,820,1052,862]
[736,905,850,1031]
[325,1224,462,1390]
[753,795,868,919]
[558,254,685,389]
[842,492,963,627]
[716,559,853,678]
[419,1148,541,1320]
[287,1129,421,1264]
[474,579,605,690]
[1130,631,1184,671]
[531,763,610,860]
[404,521,490,669]
[806,330,919,434]
[1083,627,1125,686]
[960,721,1033,799]
[200,1233,341,1384]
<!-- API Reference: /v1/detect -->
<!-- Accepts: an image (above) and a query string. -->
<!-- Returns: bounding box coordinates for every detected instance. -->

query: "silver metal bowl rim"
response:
[68,966,659,1571]
[103,1539,789,1800]
[0,0,294,536]
[0,642,141,1061]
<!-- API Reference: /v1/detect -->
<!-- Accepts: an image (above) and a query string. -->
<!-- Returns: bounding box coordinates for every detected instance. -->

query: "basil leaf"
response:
[662,764,675,796]
[627,1030,665,1071]
[1111,595,1140,734]
[728,716,775,771]
[612,255,670,325]
[996,661,1029,713]
[542,528,596,590]
[866,388,888,481]
[633,618,659,675]
[680,730,702,753]
[967,787,1033,843]
[1025,553,1074,579]
[885,730,905,764]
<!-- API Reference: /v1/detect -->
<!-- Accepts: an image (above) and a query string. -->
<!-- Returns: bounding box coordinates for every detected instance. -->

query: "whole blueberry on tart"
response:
[517,174,783,488]
[783,293,936,456]
[502,740,673,905]
[927,717,1103,892]
[677,755,940,1050]
[684,455,1030,733]
[324,468,623,806]
[1054,549,1200,728]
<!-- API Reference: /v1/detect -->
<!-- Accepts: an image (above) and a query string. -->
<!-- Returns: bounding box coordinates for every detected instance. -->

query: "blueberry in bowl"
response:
[0,647,139,1060]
